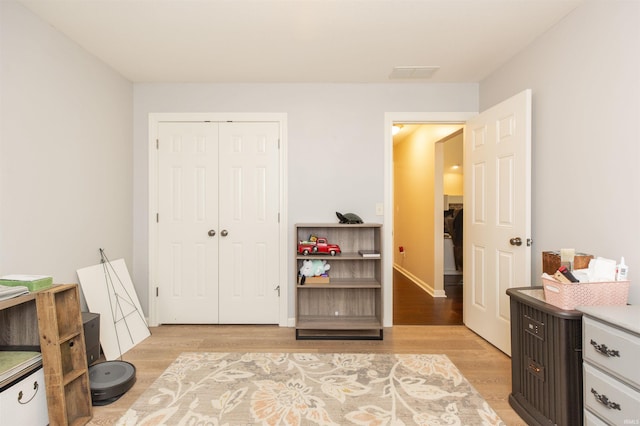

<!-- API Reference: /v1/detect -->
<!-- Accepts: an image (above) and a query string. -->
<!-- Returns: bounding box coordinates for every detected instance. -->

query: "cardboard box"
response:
[542,251,593,274]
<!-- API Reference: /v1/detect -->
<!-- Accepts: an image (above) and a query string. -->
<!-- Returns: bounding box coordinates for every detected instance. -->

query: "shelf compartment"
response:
[296,225,381,258]
[53,289,83,338]
[296,316,383,340]
[298,288,381,317]
[297,279,381,289]
[297,258,379,281]
[296,315,382,329]
[59,334,89,381]
[63,374,92,426]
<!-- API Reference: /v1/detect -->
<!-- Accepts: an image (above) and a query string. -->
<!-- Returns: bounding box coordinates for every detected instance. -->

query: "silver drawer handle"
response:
[591,388,621,411]
[590,339,620,357]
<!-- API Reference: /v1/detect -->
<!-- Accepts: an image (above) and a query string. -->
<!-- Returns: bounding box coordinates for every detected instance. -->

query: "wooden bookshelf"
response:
[295,223,383,340]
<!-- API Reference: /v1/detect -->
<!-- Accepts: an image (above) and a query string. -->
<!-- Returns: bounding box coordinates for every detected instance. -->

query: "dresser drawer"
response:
[583,316,640,388]
[584,363,640,425]
[584,409,608,426]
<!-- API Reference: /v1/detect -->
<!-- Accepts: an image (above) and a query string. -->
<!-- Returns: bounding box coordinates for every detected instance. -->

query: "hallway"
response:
[393,269,463,325]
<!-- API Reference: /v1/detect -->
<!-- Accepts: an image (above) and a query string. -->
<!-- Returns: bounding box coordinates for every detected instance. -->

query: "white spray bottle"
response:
[616,257,629,281]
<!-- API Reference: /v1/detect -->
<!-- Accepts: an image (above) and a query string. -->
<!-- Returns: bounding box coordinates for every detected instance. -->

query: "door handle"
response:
[208,230,216,237]
[221,229,229,237]
[510,237,522,246]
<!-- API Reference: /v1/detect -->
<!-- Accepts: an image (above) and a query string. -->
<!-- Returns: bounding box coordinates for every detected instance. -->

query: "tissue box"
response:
[0,275,52,292]
[542,251,594,274]
[542,277,629,310]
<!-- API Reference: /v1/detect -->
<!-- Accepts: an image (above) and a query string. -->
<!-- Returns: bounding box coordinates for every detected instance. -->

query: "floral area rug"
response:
[117,352,505,425]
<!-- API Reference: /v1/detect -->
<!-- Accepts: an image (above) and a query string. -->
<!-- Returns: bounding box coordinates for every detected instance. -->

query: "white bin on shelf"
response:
[0,366,49,426]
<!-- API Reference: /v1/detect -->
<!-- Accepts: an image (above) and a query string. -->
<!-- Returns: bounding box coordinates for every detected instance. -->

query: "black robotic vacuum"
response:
[89,360,136,406]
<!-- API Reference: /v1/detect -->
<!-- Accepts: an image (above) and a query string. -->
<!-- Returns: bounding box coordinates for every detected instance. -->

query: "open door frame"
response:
[383,112,476,326]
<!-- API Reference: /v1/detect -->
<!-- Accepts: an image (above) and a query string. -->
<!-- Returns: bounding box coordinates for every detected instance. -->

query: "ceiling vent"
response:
[389,66,440,79]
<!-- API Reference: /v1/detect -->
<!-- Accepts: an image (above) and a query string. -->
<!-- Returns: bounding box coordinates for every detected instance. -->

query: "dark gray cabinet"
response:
[507,287,583,426]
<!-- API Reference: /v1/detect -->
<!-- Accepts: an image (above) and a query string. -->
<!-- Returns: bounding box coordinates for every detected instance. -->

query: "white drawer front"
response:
[584,363,640,426]
[584,409,608,426]
[583,316,640,388]
[0,367,49,426]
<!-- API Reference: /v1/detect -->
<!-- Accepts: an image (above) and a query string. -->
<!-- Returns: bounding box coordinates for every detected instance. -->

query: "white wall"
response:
[480,0,640,303]
[5,0,636,321]
[133,84,478,315]
[0,2,133,291]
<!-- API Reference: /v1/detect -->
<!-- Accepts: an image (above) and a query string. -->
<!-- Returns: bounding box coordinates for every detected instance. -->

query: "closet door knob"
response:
[221,230,229,237]
[510,237,522,246]
[208,230,216,237]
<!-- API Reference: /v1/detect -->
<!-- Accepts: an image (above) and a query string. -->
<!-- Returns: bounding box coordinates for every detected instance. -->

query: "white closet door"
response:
[157,122,220,323]
[156,121,280,324]
[218,122,280,324]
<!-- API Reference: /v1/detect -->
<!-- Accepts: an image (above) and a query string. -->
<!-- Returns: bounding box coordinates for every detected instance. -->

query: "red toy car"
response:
[298,237,341,256]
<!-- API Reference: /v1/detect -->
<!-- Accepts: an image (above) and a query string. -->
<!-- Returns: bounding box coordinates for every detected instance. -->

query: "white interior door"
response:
[463,89,532,355]
[218,122,281,323]
[157,121,280,324]
[157,122,220,323]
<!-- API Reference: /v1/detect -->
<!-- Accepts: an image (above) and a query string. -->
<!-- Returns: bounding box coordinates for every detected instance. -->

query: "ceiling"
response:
[19,0,583,84]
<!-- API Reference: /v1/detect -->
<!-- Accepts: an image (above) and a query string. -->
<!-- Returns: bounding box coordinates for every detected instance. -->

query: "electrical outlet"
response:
[375,203,384,216]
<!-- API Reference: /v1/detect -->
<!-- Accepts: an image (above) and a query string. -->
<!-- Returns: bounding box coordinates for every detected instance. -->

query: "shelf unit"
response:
[295,223,383,340]
[35,284,92,426]
[1,284,92,425]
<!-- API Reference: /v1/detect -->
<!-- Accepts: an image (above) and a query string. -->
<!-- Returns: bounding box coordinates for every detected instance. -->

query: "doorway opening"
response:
[391,123,464,325]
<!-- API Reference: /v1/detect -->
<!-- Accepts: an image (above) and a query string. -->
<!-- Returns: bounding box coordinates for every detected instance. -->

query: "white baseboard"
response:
[394,264,447,298]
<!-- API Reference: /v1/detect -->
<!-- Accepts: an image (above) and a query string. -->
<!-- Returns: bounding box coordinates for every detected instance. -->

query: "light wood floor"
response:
[87,325,525,425]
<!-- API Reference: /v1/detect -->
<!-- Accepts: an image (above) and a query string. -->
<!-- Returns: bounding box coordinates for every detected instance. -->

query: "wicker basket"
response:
[542,277,630,310]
